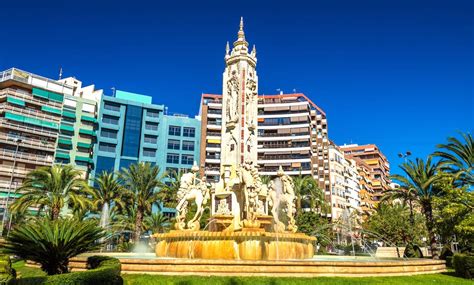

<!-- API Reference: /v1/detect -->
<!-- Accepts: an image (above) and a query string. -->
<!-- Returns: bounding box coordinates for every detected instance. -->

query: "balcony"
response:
[0,104,61,124]
[0,68,73,96]
[0,118,58,138]
[0,148,54,166]
[0,133,56,151]
[0,89,63,109]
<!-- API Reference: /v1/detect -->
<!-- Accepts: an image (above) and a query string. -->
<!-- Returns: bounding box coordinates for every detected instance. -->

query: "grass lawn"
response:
[12,261,471,285]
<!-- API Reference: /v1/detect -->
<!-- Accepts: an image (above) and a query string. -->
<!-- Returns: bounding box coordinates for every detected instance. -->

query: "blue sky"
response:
[1,0,472,174]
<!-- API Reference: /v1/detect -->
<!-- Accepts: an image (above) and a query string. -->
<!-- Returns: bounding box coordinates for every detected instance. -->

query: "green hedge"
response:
[0,255,16,285]
[16,256,122,285]
[453,254,474,279]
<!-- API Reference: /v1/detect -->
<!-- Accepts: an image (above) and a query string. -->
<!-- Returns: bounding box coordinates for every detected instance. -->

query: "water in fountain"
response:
[99,202,110,230]
[272,177,283,260]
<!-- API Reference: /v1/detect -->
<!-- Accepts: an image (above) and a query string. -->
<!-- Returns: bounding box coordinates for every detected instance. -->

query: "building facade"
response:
[340,144,390,205]
[92,90,164,178]
[157,114,201,175]
[328,143,361,221]
[55,77,102,180]
[0,68,73,217]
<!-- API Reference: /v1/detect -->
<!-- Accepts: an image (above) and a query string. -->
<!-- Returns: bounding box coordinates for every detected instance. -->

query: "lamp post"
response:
[0,137,22,237]
[398,151,412,164]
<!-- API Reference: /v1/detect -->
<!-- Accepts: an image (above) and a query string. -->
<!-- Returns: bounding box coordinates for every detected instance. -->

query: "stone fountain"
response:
[152,18,315,260]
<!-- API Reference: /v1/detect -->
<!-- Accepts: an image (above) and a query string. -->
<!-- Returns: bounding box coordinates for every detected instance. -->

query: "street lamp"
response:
[0,137,22,237]
[398,151,412,163]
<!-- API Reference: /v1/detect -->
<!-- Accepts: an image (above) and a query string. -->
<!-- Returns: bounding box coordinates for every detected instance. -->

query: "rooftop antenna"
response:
[293,88,296,93]
[111,87,116,97]
[58,66,63,80]
[165,106,168,115]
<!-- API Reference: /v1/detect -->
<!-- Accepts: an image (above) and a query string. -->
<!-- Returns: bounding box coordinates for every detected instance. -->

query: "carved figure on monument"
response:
[175,165,210,231]
[225,72,239,127]
[268,166,298,233]
[236,161,266,226]
[245,78,257,130]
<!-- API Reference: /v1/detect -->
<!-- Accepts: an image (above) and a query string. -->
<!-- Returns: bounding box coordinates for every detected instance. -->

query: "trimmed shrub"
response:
[404,243,423,258]
[16,256,122,285]
[446,256,453,268]
[453,253,474,279]
[0,255,16,285]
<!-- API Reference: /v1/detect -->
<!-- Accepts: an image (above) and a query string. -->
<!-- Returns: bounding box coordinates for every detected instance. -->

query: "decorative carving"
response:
[175,165,210,231]
[268,166,298,233]
[225,71,239,126]
[216,199,232,215]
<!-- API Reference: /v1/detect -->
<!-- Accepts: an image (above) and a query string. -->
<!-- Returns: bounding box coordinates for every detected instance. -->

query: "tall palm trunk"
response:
[422,202,439,259]
[408,200,414,226]
[134,208,143,243]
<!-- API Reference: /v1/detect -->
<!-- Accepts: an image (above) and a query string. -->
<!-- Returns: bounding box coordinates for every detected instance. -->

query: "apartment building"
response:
[91,90,164,178]
[157,114,201,175]
[340,144,390,204]
[55,77,102,180]
[328,143,361,221]
[199,93,331,194]
[0,68,73,215]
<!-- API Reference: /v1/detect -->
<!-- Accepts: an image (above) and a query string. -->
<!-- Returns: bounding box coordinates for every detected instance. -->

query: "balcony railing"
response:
[0,68,73,96]
[0,104,61,123]
[0,89,63,109]
[0,149,54,165]
[0,119,58,137]
[0,133,56,151]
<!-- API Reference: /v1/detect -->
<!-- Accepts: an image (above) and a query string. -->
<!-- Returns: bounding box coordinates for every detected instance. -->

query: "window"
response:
[147,110,160,118]
[182,140,194,151]
[166,167,179,175]
[143,148,156,157]
[181,154,194,165]
[145,122,158,131]
[102,115,119,125]
[144,135,157,144]
[122,105,143,157]
[169,125,181,136]
[183,127,195,137]
[104,102,120,112]
[99,142,116,153]
[101,129,117,139]
[95,156,116,177]
[167,139,180,150]
[167,153,179,164]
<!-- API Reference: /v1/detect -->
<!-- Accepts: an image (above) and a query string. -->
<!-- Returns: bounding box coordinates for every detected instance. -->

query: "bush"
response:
[440,245,454,260]
[0,255,16,285]
[446,256,453,268]
[15,256,122,285]
[3,218,105,275]
[453,253,474,279]
[404,243,423,258]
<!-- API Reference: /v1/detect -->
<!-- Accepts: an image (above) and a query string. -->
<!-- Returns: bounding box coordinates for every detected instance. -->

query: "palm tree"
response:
[391,157,443,259]
[10,164,92,220]
[382,185,418,226]
[434,132,473,187]
[119,162,163,242]
[3,218,105,275]
[293,174,320,213]
[157,170,182,209]
[305,186,327,214]
[93,171,126,229]
[145,212,170,234]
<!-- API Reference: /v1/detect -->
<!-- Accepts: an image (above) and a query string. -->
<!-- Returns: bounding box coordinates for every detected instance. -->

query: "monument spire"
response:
[238,17,245,40]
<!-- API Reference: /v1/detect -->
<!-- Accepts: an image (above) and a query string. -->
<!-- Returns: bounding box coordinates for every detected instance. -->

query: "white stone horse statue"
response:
[268,166,298,233]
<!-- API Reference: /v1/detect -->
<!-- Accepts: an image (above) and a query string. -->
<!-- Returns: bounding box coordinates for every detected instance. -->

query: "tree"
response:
[434,175,474,252]
[119,162,163,242]
[293,174,320,213]
[382,185,418,227]
[3,218,105,275]
[10,165,92,220]
[434,132,473,188]
[93,171,126,229]
[145,212,170,234]
[363,202,426,247]
[157,170,182,209]
[391,157,443,259]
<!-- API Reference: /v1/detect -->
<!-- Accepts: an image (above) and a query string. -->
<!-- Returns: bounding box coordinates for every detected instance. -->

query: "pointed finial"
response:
[226,41,230,55]
[251,44,256,56]
[237,17,245,40]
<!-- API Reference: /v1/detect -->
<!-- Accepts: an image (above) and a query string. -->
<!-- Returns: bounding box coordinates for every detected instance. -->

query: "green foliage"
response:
[293,175,327,214]
[404,243,423,258]
[0,255,16,284]
[3,218,105,275]
[10,164,93,221]
[14,256,122,285]
[157,170,182,209]
[295,212,331,247]
[363,202,427,246]
[144,212,170,234]
[119,162,164,242]
[453,253,474,279]
[93,171,126,216]
[434,132,474,187]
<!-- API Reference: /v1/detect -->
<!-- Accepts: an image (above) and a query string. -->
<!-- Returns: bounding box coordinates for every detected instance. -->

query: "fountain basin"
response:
[153,230,316,260]
[66,254,446,277]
